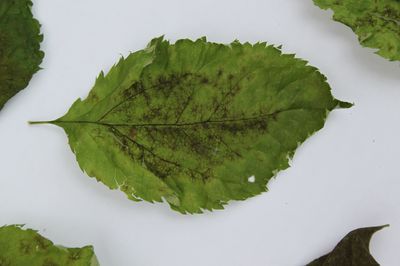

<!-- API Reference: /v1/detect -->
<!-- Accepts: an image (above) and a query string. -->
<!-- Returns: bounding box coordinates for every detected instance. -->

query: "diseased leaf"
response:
[0,0,44,111]
[307,225,388,266]
[31,37,351,214]
[313,0,400,61]
[0,225,99,266]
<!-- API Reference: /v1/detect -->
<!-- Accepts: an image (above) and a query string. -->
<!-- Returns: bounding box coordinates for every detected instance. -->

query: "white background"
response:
[0,0,399,265]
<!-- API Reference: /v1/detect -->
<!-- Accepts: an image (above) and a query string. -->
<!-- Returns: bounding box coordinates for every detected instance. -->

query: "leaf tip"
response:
[334,100,354,109]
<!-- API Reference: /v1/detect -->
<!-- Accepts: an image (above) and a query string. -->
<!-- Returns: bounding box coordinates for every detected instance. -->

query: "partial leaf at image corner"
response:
[0,225,99,266]
[31,37,352,214]
[313,0,400,61]
[307,225,389,266]
[0,0,44,112]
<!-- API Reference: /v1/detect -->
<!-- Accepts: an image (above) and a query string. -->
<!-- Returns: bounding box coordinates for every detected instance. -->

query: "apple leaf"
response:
[0,0,44,111]
[313,0,400,61]
[307,225,389,266]
[0,225,99,266]
[31,37,351,214]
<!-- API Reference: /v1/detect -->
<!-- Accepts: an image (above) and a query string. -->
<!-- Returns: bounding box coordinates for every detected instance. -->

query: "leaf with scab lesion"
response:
[313,0,400,61]
[307,225,388,266]
[0,0,44,111]
[0,225,99,266]
[31,37,351,213]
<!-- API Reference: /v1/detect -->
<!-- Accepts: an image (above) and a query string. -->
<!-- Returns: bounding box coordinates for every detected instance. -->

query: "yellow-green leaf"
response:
[32,37,351,214]
[313,0,400,61]
[0,225,99,266]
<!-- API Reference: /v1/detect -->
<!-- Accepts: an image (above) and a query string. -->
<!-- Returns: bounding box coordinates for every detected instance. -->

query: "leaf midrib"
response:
[54,113,276,127]
[35,106,329,128]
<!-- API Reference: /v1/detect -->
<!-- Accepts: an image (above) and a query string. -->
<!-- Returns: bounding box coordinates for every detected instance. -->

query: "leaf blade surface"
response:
[307,225,388,266]
[313,0,400,61]
[0,0,44,111]
[0,225,99,266]
[47,37,350,213]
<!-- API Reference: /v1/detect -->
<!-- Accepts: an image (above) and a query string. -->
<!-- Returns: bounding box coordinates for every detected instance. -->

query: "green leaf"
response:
[32,37,351,214]
[0,225,99,266]
[0,0,44,111]
[307,225,389,266]
[313,0,400,61]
